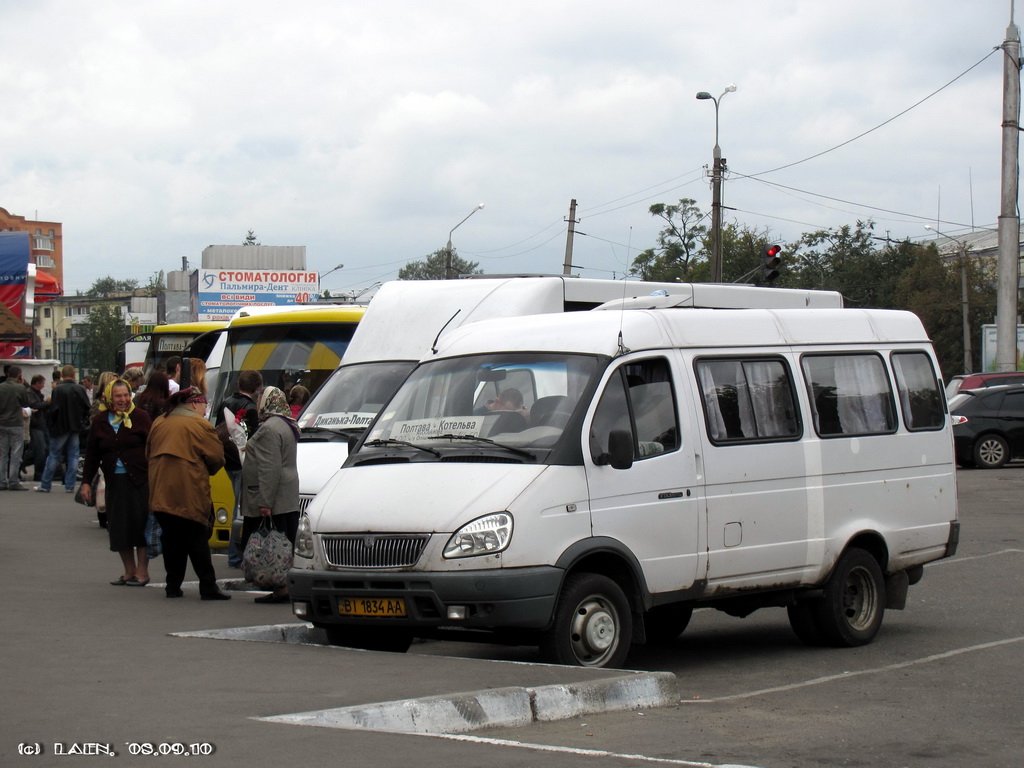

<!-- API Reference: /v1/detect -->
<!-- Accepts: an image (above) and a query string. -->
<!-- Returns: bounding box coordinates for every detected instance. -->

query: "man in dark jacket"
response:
[214,370,262,568]
[36,365,91,493]
[0,365,30,490]
[23,375,50,481]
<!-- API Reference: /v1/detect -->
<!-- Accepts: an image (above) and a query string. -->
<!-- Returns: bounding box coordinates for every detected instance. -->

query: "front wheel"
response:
[540,573,632,668]
[974,434,1010,468]
[323,626,413,653]
[811,549,885,647]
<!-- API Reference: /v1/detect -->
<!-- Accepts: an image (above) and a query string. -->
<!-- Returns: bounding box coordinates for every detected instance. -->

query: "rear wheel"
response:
[811,549,885,647]
[973,434,1009,468]
[323,626,413,653]
[541,573,632,668]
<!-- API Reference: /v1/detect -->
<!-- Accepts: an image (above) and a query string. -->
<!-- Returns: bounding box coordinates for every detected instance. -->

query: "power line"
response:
[745,47,1000,178]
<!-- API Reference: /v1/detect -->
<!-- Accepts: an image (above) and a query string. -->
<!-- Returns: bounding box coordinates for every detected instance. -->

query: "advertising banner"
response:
[0,231,29,319]
[195,269,319,321]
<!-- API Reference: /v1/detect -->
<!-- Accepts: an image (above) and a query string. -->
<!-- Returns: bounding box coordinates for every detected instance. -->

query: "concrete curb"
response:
[259,671,680,734]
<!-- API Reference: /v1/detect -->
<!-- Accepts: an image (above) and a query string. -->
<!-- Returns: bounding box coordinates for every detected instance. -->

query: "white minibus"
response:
[289,304,958,667]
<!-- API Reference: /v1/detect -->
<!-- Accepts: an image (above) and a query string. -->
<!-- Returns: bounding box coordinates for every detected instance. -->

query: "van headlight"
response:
[215,507,230,525]
[295,514,314,559]
[443,513,513,559]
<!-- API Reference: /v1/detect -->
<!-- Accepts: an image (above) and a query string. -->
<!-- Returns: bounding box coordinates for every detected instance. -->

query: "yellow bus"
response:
[205,303,366,550]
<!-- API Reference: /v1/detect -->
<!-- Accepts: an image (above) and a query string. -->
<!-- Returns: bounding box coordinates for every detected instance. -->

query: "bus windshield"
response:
[212,320,360,410]
[298,360,417,434]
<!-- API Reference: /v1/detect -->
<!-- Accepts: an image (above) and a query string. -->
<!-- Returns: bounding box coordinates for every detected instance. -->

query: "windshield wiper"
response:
[363,438,441,458]
[427,434,535,460]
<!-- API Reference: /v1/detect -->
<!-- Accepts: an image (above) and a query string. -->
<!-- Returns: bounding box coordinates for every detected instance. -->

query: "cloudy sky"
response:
[1,0,1018,295]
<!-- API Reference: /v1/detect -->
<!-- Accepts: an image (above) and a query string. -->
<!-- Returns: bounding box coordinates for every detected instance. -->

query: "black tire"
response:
[973,434,1010,468]
[540,573,632,668]
[787,602,826,646]
[644,603,693,645]
[323,626,413,653]
[811,549,885,647]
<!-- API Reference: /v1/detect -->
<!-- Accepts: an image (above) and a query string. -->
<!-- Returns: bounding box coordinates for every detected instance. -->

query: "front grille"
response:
[321,533,430,568]
[298,495,316,513]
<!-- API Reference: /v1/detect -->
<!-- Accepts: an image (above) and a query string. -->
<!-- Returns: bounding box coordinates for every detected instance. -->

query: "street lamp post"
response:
[445,204,485,279]
[696,84,736,283]
[925,226,972,372]
[318,263,344,299]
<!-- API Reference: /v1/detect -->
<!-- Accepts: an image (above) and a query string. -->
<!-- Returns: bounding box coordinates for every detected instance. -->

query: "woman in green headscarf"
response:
[240,386,300,603]
[81,379,153,586]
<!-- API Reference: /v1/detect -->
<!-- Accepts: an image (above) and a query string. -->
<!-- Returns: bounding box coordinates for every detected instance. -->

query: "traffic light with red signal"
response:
[760,244,781,282]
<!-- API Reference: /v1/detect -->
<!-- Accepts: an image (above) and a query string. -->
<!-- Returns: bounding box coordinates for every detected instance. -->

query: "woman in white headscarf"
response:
[240,386,300,603]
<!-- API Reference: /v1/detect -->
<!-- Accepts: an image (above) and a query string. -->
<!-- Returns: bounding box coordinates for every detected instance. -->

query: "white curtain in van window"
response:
[833,356,889,434]
[744,361,790,437]
[697,364,728,440]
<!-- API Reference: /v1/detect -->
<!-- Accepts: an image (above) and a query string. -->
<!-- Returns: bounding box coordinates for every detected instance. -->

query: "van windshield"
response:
[298,361,417,434]
[361,353,600,458]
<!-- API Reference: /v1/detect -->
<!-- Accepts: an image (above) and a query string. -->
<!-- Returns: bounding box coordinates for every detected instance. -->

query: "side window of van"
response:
[695,357,800,443]
[590,358,678,462]
[890,352,945,430]
[802,354,897,437]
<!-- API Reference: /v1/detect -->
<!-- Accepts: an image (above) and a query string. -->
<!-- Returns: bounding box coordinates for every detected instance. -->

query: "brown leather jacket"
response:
[146,405,224,526]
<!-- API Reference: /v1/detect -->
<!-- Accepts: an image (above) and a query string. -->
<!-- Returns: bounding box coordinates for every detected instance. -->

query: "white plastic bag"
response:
[222,407,248,463]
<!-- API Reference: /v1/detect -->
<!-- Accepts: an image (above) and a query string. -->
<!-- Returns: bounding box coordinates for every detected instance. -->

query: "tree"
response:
[629,199,709,282]
[398,248,483,280]
[892,243,996,376]
[143,270,165,297]
[81,304,126,375]
[243,230,260,246]
[86,276,139,297]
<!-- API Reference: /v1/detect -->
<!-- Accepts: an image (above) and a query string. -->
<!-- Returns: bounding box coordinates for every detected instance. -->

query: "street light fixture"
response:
[445,203,485,279]
[925,225,973,372]
[696,84,736,283]
[318,263,344,299]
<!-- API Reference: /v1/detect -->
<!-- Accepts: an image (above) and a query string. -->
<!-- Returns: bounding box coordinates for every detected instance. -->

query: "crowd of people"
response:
[0,361,300,604]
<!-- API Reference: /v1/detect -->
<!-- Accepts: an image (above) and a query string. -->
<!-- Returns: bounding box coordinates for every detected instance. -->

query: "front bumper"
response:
[287,565,564,631]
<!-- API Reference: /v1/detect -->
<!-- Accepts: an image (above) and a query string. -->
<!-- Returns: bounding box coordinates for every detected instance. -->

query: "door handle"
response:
[658,491,685,499]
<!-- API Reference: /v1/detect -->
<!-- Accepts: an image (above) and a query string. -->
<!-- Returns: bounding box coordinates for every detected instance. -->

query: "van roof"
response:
[430,307,931,359]
[341,278,845,365]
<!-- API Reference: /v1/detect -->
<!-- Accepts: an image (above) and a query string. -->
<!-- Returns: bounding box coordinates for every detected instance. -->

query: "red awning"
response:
[34,269,62,301]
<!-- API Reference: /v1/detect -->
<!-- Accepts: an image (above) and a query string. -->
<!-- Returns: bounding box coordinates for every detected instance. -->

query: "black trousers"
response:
[154,512,219,596]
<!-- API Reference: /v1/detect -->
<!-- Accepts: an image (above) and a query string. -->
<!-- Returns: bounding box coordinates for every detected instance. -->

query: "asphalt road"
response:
[3,465,1022,768]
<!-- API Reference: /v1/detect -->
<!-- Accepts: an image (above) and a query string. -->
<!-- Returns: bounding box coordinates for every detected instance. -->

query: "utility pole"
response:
[563,199,578,275]
[996,11,1021,371]
[710,154,725,282]
[696,85,735,284]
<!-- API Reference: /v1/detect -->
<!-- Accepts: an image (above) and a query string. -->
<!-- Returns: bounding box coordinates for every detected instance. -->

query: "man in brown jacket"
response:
[147,387,229,600]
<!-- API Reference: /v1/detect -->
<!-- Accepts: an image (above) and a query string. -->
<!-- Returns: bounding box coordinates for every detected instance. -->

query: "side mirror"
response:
[607,429,634,470]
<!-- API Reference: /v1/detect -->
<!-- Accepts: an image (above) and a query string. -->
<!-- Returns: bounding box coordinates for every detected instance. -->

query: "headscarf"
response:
[166,386,207,412]
[99,378,136,429]
[258,386,300,439]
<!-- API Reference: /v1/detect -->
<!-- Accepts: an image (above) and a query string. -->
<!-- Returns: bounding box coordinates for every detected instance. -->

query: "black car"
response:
[949,384,1024,468]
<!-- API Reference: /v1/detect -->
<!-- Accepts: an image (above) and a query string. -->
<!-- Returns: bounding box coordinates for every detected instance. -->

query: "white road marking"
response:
[683,635,1024,704]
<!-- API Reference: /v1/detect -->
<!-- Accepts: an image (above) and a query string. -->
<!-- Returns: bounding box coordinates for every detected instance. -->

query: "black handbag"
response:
[73,473,99,507]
